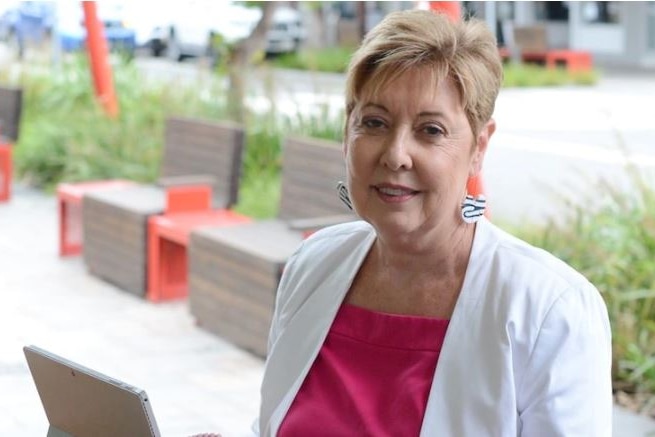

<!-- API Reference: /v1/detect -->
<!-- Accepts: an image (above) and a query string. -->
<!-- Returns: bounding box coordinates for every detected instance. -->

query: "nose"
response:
[380,130,413,171]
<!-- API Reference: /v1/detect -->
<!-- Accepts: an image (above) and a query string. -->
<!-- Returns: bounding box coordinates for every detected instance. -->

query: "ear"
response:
[469,119,496,177]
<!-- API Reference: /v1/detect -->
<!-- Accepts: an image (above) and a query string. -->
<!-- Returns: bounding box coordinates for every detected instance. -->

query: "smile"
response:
[373,184,419,202]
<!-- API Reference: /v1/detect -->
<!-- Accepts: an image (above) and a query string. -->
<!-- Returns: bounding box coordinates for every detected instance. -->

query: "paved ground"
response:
[0,186,263,436]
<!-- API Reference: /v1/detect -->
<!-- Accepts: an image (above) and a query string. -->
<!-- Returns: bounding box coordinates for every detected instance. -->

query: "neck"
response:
[372,221,477,278]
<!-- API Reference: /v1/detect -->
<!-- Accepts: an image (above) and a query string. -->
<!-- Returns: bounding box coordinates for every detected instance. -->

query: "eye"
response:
[362,117,386,129]
[422,124,444,137]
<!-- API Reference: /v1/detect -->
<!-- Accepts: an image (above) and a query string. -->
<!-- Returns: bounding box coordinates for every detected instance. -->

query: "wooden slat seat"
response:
[513,25,593,73]
[81,117,246,297]
[83,185,164,296]
[188,135,355,357]
[0,85,23,144]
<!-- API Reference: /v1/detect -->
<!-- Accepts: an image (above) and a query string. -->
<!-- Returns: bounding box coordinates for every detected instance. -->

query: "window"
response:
[535,1,569,21]
[582,1,621,24]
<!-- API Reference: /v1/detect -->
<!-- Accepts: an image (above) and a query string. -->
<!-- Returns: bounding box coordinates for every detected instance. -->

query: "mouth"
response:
[373,184,419,202]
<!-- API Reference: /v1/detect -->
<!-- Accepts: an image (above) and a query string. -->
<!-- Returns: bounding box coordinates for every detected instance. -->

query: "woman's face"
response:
[345,67,494,240]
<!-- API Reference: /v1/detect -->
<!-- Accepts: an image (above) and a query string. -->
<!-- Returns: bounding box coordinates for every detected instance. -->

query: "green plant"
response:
[514,165,655,401]
[12,54,228,190]
[283,104,344,142]
[503,62,599,87]
[272,46,355,73]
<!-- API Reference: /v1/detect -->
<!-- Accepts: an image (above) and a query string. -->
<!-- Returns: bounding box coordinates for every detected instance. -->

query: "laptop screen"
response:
[24,345,160,437]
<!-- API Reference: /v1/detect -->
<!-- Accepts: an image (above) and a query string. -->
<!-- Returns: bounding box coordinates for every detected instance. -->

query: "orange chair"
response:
[146,185,251,302]
[0,142,11,202]
[546,50,593,73]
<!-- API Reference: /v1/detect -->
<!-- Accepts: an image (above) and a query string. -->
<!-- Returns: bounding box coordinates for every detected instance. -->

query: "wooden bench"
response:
[0,85,23,202]
[58,116,244,257]
[57,179,136,256]
[188,135,355,357]
[513,25,593,73]
[81,117,245,298]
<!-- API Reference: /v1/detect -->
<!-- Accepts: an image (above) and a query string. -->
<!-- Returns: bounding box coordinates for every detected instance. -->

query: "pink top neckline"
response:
[278,302,450,436]
[333,303,449,350]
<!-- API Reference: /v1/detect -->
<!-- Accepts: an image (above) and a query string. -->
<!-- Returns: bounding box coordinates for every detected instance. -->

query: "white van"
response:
[264,6,306,54]
[157,2,305,61]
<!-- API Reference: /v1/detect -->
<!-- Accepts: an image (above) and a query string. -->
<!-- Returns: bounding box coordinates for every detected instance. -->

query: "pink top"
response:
[278,303,449,436]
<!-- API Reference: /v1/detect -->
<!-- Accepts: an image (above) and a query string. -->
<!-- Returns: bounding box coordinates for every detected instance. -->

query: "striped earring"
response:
[336,181,353,211]
[461,194,486,224]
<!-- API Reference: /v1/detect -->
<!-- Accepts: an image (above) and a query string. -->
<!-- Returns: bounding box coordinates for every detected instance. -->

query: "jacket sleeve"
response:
[517,285,612,437]
[266,244,304,355]
[253,244,305,437]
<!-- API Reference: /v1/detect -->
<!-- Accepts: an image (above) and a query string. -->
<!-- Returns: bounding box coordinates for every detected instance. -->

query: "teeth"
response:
[379,187,409,196]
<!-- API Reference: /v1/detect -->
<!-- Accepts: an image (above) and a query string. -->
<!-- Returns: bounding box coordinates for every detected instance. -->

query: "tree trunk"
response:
[228,3,278,123]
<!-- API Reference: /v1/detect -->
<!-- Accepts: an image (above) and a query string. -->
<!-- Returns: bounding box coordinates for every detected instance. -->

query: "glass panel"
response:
[535,1,570,21]
[582,2,620,24]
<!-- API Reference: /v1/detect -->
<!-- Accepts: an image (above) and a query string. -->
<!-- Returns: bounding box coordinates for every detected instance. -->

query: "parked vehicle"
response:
[56,2,136,57]
[265,6,306,55]
[0,1,55,58]
[161,2,306,61]
[123,2,174,57]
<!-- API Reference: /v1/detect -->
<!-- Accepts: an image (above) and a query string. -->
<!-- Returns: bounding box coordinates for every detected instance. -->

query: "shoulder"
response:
[275,220,374,311]
[287,220,374,271]
[472,221,611,399]
[472,219,608,334]
[479,219,596,296]
[303,220,375,248]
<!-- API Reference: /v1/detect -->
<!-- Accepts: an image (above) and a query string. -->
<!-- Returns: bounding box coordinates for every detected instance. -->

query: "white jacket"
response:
[257,219,612,436]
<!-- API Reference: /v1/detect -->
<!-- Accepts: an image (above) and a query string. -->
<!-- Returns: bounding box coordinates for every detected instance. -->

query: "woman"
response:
[258,9,612,436]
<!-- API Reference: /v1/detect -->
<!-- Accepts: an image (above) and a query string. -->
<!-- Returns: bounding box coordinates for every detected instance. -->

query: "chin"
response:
[367,215,421,237]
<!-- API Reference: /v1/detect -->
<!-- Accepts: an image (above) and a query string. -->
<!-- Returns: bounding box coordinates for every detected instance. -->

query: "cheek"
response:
[346,138,372,175]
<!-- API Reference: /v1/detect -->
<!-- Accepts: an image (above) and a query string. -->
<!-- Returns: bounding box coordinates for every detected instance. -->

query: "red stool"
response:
[0,143,11,202]
[147,187,251,302]
[56,180,136,256]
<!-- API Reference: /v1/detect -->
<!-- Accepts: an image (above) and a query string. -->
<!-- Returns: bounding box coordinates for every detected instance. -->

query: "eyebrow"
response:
[362,103,388,112]
[362,103,453,123]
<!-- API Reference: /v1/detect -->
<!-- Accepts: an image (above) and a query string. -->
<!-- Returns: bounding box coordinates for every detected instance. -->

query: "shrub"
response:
[514,166,655,405]
[272,46,355,73]
[272,48,599,87]
[503,62,599,87]
[12,54,228,190]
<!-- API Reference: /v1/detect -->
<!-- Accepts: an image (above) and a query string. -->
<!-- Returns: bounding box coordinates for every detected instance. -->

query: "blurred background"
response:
[0,1,653,66]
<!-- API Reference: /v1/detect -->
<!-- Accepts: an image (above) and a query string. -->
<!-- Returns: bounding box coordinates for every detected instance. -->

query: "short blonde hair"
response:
[345,9,503,135]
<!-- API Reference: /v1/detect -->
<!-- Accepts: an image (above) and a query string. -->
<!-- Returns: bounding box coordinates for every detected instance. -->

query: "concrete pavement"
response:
[0,186,263,436]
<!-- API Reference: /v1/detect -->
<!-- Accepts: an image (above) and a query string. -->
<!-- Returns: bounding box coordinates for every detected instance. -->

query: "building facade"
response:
[466,1,655,69]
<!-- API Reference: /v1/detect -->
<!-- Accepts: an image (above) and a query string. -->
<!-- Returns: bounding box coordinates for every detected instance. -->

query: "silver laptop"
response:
[23,345,161,437]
